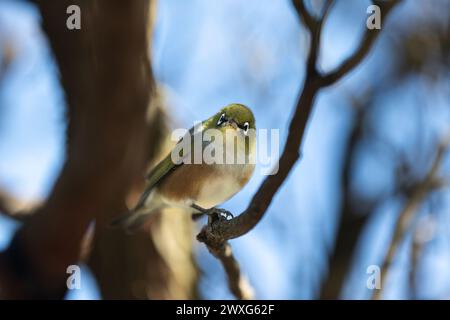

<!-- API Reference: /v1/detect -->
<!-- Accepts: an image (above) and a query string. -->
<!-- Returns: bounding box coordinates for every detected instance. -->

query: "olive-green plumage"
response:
[112,103,256,232]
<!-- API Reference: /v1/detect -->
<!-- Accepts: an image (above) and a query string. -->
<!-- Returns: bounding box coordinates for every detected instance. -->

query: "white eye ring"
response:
[217,113,226,126]
[243,122,249,134]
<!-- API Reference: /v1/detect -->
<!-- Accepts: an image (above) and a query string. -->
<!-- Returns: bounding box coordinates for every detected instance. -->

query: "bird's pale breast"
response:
[156,127,256,210]
[157,162,254,209]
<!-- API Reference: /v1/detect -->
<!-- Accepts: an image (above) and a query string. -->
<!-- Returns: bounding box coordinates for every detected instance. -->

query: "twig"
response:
[373,140,449,300]
[293,0,334,74]
[321,0,400,87]
[292,0,316,33]
[197,213,254,299]
[198,229,253,300]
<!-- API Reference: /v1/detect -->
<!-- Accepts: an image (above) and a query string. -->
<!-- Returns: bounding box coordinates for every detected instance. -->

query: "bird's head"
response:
[208,103,255,135]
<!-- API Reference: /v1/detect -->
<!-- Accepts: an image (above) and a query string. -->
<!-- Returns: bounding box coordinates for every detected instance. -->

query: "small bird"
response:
[112,103,256,232]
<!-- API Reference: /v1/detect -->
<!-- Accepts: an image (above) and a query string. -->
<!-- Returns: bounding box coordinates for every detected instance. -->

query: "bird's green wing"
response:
[134,125,201,210]
[145,153,179,190]
[146,123,201,185]
[132,153,179,211]
[111,152,181,226]
[145,123,202,187]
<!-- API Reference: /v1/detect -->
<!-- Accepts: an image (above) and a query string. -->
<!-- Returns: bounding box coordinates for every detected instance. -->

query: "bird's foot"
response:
[190,204,233,222]
[191,204,234,221]
[191,212,205,221]
[206,207,234,222]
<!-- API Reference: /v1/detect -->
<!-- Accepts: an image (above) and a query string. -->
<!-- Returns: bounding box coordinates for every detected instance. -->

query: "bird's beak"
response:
[228,119,238,129]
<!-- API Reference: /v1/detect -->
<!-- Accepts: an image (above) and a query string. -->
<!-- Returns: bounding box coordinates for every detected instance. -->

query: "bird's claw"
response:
[207,208,234,222]
[190,203,234,222]
[191,212,205,221]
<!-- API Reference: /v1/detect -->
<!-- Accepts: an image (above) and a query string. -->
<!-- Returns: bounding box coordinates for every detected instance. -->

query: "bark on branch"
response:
[197,0,401,299]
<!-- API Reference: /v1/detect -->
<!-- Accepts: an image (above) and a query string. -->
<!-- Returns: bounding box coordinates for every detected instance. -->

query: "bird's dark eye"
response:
[243,122,249,134]
[217,113,226,126]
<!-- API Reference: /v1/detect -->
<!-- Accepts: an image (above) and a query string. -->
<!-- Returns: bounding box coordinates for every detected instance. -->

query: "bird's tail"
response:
[110,208,156,233]
[110,189,161,233]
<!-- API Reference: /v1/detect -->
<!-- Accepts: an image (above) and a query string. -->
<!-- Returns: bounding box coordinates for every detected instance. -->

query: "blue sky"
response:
[0,0,449,299]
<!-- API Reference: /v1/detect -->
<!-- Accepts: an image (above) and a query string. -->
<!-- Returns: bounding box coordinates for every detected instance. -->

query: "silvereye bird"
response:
[112,103,256,232]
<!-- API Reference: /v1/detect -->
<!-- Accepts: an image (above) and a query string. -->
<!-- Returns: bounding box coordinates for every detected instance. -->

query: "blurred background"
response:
[0,0,449,299]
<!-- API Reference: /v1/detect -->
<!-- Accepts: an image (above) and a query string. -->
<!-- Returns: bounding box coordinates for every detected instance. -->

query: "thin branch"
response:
[198,229,253,299]
[292,0,316,33]
[321,0,401,87]
[213,244,253,300]
[373,140,449,300]
[294,0,334,74]
[409,223,424,300]
[321,0,334,17]
[319,92,374,299]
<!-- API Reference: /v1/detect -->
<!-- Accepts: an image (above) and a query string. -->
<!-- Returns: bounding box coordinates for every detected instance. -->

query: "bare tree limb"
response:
[409,213,435,300]
[319,93,374,299]
[197,0,401,299]
[293,0,334,74]
[198,226,253,300]
[292,0,316,33]
[213,244,253,300]
[198,0,401,244]
[373,140,449,300]
[321,0,401,87]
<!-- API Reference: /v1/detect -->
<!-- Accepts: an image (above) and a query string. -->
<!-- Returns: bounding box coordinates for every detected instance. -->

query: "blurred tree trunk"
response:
[0,0,198,299]
[88,98,199,299]
[87,0,199,299]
